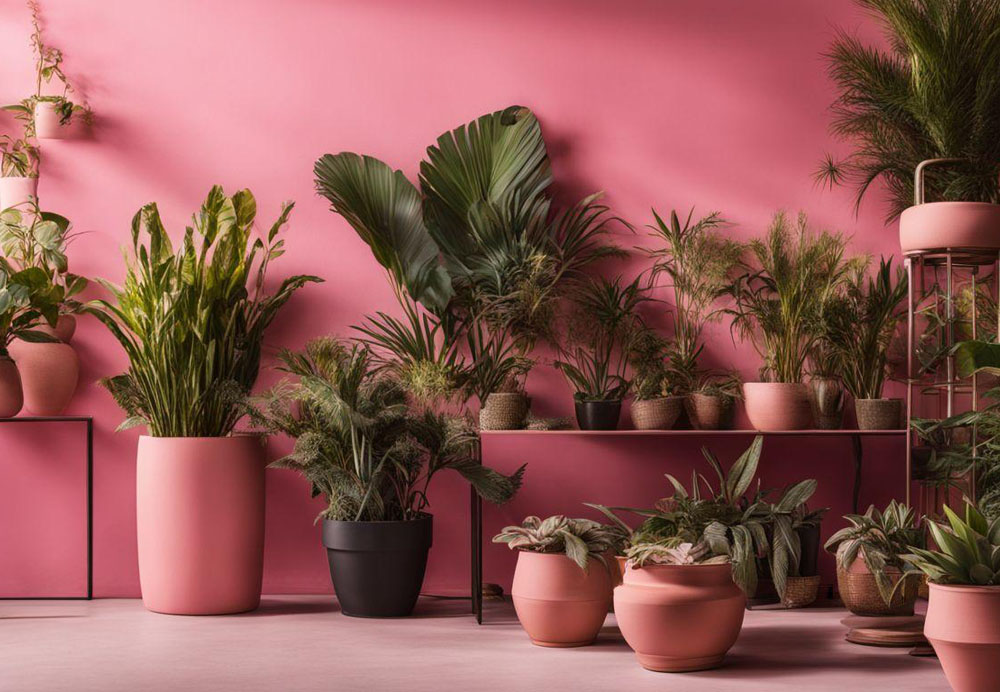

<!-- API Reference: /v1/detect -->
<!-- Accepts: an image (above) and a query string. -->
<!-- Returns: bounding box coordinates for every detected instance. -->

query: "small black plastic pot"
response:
[574,399,622,430]
[796,524,821,578]
[322,513,433,617]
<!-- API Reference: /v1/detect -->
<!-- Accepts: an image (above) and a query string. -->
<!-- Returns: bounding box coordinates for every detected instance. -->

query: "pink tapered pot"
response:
[8,339,78,415]
[615,563,746,672]
[136,435,266,615]
[0,356,23,418]
[743,382,812,431]
[33,101,69,139]
[925,583,1000,692]
[900,202,1000,253]
[0,175,38,211]
[511,551,612,647]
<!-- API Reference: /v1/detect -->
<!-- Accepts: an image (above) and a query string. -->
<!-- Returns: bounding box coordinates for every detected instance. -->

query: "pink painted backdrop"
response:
[0,0,908,597]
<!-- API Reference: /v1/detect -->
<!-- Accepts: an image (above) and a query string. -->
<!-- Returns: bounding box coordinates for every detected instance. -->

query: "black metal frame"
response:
[470,428,905,623]
[0,416,93,600]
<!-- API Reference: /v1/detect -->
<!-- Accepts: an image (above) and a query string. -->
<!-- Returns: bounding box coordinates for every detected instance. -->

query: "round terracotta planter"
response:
[615,563,746,672]
[0,175,38,210]
[33,101,70,139]
[684,392,735,430]
[809,376,845,430]
[854,398,903,430]
[743,382,812,431]
[925,583,1000,692]
[837,551,918,617]
[136,435,266,615]
[900,201,1000,253]
[479,392,528,430]
[631,396,682,430]
[8,339,79,415]
[0,356,23,417]
[511,551,612,647]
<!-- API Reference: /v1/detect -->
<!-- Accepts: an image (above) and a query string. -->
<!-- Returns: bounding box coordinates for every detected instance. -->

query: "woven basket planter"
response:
[684,392,735,430]
[479,392,528,430]
[854,398,903,430]
[781,575,821,609]
[631,396,682,430]
[837,566,918,616]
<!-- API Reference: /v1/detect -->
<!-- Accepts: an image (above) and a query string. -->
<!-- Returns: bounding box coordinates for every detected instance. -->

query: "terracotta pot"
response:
[837,549,918,616]
[631,396,682,430]
[511,551,612,647]
[684,392,735,430]
[33,100,70,139]
[743,382,812,431]
[614,555,628,587]
[615,563,746,672]
[0,175,38,210]
[8,340,78,415]
[0,356,23,417]
[855,398,904,430]
[809,376,845,430]
[925,583,1000,692]
[136,435,265,615]
[479,392,528,430]
[900,201,1000,253]
[33,314,77,343]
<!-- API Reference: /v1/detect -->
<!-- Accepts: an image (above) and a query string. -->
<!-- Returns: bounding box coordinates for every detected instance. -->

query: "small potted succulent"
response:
[493,515,623,647]
[628,328,682,430]
[0,135,39,210]
[903,501,1000,692]
[824,501,924,616]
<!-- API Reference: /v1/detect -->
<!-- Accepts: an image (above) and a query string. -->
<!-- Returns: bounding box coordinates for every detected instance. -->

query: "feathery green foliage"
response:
[492,515,626,571]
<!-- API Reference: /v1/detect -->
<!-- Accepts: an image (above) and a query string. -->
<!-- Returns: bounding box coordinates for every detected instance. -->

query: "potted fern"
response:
[253,338,523,617]
[628,328,682,430]
[0,135,39,211]
[88,186,320,615]
[493,515,622,647]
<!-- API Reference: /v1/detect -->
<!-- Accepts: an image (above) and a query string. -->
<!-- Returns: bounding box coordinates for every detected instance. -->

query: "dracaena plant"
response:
[750,481,822,598]
[0,258,60,358]
[87,185,321,437]
[0,135,39,179]
[248,337,524,522]
[903,500,1000,586]
[492,515,625,571]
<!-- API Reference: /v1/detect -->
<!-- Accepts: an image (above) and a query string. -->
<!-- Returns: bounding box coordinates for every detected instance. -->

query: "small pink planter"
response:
[925,583,1000,692]
[900,202,1000,253]
[136,435,266,615]
[0,357,23,418]
[511,551,612,647]
[0,176,38,211]
[8,340,79,416]
[743,382,812,431]
[615,563,746,672]
[33,101,70,139]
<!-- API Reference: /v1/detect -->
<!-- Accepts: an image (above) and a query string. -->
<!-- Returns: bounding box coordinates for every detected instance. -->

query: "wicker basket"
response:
[684,392,735,430]
[855,398,904,430]
[479,392,528,430]
[837,566,918,616]
[631,396,683,430]
[781,575,821,608]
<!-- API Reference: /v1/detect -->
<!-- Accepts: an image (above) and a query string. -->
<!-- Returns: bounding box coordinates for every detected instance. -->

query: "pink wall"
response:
[0,0,906,598]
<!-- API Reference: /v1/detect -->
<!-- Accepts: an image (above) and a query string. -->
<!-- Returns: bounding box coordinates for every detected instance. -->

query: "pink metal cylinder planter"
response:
[33,101,69,139]
[925,583,1000,692]
[136,435,266,615]
[0,175,38,210]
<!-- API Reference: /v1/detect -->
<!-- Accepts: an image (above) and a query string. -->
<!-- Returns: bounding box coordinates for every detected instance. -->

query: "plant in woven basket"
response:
[750,480,821,599]
[903,500,1000,586]
[628,327,675,401]
[493,515,626,571]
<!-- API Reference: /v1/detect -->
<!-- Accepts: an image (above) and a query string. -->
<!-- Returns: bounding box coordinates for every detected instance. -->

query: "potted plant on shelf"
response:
[628,327,682,430]
[465,321,532,431]
[728,211,856,430]
[493,515,621,647]
[87,186,320,615]
[0,135,39,210]
[807,336,846,430]
[824,500,924,616]
[903,500,1000,692]
[252,337,524,618]
[555,275,648,430]
[687,374,741,430]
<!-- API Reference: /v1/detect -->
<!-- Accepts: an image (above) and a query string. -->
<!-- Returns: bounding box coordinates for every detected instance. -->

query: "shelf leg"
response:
[850,434,862,514]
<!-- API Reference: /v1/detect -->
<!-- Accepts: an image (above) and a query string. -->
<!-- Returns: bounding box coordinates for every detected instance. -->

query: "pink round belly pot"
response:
[511,551,612,647]
[0,356,23,417]
[0,175,38,210]
[925,583,1000,692]
[136,435,266,615]
[900,201,1000,253]
[8,340,78,415]
[614,563,746,672]
[743,382,813,431]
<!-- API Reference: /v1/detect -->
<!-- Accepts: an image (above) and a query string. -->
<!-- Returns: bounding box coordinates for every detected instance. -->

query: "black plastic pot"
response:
[575,399,622,430]
[797,524,821,578]
[322,513,433,618]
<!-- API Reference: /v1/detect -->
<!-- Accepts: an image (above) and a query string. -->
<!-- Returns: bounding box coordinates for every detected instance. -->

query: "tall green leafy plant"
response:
[0,257,60,357]
[88,186,321,437]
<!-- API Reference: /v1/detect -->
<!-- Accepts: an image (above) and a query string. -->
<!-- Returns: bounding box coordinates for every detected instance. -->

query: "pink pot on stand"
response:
[925,583,1000,692]
[136,435,266,615]
[615,563,746,672]
[53,314,77,343]
[0,356,23,417]
[8,338,78,416]
[511,551,612,647]
[0,175,38,211]
[743,382,812,431]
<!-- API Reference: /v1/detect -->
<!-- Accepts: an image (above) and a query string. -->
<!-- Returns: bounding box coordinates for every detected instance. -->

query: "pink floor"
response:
[1,597,948,691]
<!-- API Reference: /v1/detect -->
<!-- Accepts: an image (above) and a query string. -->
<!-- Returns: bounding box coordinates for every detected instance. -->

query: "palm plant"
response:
[87,186,321,437]
[818,0,1000,220]
[493,515,626,571]
[728,212,857,383]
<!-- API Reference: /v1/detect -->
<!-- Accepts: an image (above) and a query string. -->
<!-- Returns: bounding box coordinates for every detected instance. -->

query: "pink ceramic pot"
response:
[925,583,1000,692]
[8,340,78,415]
[615,563,746,672]
[136,435,266,615]
[900,202,1000,253]
[743,382,812,431]
[33,314,76,343]
[511,551,612,647]
[33,101,69,139]
[0,356,23,418]
[0,175,38,211]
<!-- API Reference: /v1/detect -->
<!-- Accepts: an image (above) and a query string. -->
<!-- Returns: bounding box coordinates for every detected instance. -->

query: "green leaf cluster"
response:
[904,500,1000,585]
[492,515,625,572]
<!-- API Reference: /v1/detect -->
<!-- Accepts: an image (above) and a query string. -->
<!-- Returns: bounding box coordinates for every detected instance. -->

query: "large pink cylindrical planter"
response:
[0,357,23,417]
[900,202,1000,253]
[0,175,38,210]
[136,435,266,615]
[511,552,612,647]
[8,340,79,415]
[615,563,746,672]
[33,101,69,139]
[925,583,1000,692]
[743,382,812,431]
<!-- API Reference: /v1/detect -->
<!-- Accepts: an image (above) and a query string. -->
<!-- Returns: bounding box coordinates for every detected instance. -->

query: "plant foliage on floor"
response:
[493,515,626,571]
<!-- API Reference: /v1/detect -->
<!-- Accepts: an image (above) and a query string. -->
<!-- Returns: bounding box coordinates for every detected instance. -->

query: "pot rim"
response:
[633,395,684,403]
[743,381,806,388]
[138,433,266,441]
[323,512,433,527]
[0,174,39,181]
[928,581,1000,594]
[630,561,732,572]
[904,200,1000,212]
[575,398,623,405]
[854,397,903,403]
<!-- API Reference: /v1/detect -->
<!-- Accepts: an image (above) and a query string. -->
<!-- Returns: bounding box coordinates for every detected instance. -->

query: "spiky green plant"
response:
[492,515,624,571]
[819,0,1000,220]
[88,186,321,437]
[903,500,1000,585]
